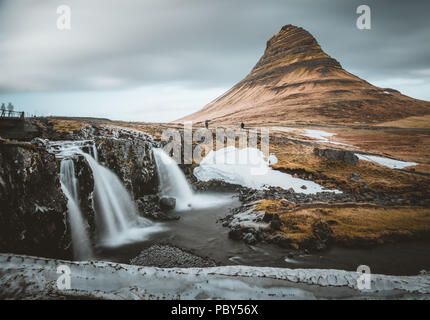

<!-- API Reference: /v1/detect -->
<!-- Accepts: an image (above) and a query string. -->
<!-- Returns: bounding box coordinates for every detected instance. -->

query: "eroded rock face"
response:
[314,148,358,165]
[0,140,71,259]
[73,155,96,234]
[0,125,160,258]
[95,134,158,199]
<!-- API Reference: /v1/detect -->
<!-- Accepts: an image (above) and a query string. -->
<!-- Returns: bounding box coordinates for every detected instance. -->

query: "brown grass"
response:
[256,200,430,247]
[269,137,430,196]
[48,120,87,133]
[375,115,430,129]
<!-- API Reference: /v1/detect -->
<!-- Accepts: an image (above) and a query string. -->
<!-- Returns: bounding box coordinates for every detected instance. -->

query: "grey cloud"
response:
[0,0,429,96]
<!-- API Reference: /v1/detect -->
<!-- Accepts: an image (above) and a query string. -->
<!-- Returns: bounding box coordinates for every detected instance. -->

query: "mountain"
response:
[176,25,430,125]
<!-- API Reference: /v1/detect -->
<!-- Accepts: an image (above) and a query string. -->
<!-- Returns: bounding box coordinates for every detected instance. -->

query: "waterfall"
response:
[81,153,158,247]
[153,148,194,211]
[92,142,98,162]
[60,159,93,260]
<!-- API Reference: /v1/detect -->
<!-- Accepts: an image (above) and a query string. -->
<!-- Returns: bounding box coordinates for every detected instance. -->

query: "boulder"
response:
[314,148,358,165]
[242,233,257,245]
[228,226,243,241]
[159,197,176,211]
[270,214,282,231]
[349,173,361,182]
[270,234,293,249]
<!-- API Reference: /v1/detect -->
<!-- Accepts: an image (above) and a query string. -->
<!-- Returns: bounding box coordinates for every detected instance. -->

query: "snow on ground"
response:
[193,147,341,194]
[355,154,418,169]
[303,130,418,169]
[303,129,351,146]
[1,254,429,300]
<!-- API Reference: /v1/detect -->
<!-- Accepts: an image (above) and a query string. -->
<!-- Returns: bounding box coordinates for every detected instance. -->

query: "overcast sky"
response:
[0,0,429,122]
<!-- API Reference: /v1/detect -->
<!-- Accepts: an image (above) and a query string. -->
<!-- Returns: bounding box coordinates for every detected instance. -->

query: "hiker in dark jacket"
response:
[240,122,245,129]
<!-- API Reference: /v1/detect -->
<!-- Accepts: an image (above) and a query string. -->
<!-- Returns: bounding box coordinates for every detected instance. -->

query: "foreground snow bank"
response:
[0,254,429,300]
[355,154,418,169]
[194,147,340,194]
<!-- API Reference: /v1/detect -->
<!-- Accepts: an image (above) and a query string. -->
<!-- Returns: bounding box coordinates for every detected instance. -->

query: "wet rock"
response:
[136,195,179,221]
[228,226,243,241]
[30,138,48,147]
[270,234,293,249]
[349,173,361,182]
[95,129,158,199]
[262,212,273,222]
[242,233,257,245]
[130,244,216,268]
[74,155,95,233]
[280,199,294,208]
[0,140,70,259]
[159,197,176,211]
[312,219,333,242]
[270,215,282,231]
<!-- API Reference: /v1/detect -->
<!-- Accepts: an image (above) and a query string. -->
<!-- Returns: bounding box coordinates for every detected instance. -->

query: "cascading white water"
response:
[81,153,159,247]
[92,142,98,162]
[152,148,232,211]
[60,159,93,260]
[153,148,194,210]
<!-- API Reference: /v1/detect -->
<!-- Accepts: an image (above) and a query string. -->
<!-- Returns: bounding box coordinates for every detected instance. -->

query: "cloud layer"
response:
[0,0,429,121]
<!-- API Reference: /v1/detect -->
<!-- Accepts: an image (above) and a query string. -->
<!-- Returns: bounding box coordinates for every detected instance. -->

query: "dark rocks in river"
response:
[130,244,216,268]
[270,234,294,249]
[136,195,179,221]
[0,140,71,259]
[159,196,176,211]
[228,226,243,241]
[242,233,257,245]
[314,147,358,165]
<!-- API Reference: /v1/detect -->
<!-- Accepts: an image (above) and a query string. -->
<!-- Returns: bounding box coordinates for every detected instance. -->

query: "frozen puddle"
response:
[194,147,341,194]
[303,129,351,146]
[355,154,418,169]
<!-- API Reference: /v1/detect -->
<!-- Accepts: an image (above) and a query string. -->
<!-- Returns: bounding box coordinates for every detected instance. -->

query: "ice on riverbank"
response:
[194,147,340,194]
[1,253,429,300]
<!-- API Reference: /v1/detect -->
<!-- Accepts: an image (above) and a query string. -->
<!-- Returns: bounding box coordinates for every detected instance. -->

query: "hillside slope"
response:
[176,25,430,125]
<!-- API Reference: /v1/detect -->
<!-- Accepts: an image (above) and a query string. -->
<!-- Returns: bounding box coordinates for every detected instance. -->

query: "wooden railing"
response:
[0,110,25,120]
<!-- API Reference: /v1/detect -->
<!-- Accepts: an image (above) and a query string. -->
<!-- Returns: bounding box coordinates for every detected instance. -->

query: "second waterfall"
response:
[81,152,161,247]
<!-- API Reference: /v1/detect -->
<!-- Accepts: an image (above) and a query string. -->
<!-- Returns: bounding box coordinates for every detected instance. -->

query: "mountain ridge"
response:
[176,24,430,125]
